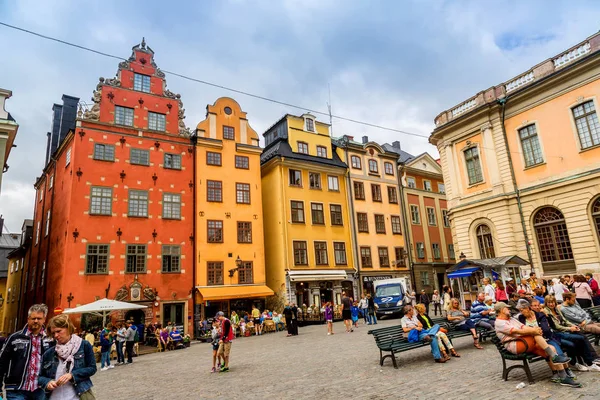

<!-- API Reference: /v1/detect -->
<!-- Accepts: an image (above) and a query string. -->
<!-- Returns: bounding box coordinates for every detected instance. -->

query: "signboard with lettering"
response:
[362,275,393,282]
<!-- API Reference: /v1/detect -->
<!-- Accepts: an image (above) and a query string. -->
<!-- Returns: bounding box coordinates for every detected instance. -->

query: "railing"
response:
[505,70,535,93]
[553,42,591,69]
[451,98,477,117]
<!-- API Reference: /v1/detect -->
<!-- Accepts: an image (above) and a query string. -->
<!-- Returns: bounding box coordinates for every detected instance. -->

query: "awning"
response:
[447,267,480,279]
[288,270,348,282]
[197,285,274,301]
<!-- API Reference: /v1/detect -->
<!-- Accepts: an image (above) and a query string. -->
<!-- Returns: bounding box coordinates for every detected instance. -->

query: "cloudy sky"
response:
[1,0,600,232]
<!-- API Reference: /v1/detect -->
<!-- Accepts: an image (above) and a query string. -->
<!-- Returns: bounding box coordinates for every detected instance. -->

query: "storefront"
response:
[447,256,529,308]
[196,285,274,321]
[287,270,358,307]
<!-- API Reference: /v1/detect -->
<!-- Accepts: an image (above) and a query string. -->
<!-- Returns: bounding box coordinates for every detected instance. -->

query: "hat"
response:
[494,302,508,313]
[516,299,531,310]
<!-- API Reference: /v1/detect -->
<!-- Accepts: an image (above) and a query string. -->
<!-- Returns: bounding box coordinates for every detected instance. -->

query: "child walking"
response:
[211,320,223,373]
[351,301,360,328]
[325,302,334,335]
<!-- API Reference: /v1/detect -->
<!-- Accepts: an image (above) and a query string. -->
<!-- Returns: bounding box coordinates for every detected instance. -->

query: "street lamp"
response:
[228,256,242,277]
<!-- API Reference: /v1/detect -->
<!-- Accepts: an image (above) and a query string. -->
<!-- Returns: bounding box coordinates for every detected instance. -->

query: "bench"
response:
[368,322,485,368]
[490,333,546,384]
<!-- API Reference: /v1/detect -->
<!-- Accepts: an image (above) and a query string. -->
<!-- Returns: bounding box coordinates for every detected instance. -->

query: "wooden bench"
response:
[490,333,546,384]
[368,322,484,368]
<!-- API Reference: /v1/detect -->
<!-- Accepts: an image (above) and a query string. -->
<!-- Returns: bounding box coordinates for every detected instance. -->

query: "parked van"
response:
[373,278,408,319]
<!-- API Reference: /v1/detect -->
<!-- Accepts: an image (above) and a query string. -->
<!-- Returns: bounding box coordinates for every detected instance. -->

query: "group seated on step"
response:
[228,309,286,337]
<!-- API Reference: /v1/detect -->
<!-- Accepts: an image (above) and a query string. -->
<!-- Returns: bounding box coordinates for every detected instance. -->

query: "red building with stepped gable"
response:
[23,39,195,335]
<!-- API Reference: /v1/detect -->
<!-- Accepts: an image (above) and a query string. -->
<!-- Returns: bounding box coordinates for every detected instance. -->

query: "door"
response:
[437,273,446,292]
[163,303,185,332]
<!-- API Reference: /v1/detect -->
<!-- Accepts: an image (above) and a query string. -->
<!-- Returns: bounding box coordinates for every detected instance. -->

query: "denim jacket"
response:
[38,340,96,396]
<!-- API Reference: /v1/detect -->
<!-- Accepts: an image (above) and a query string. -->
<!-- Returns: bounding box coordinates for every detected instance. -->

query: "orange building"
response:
[24,39,194,334]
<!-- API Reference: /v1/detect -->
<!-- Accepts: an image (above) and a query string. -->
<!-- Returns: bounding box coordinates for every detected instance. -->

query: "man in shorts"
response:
[341,292,353,333]
[217,311,234,372]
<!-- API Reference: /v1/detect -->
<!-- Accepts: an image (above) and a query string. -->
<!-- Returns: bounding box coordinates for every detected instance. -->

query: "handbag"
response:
[407,329,420,343]
[80,390,96,400]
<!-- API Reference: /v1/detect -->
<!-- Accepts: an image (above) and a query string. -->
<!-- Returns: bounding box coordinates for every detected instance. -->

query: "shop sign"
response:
[362,275,393,282]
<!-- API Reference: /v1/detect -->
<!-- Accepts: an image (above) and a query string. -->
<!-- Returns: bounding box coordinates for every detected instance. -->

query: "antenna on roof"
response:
[327,83,333,135]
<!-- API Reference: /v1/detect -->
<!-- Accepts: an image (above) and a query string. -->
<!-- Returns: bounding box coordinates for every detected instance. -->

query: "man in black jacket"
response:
[0,304,54,399]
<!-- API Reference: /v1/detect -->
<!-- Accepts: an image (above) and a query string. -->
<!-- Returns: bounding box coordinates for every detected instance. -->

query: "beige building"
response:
[0,88,19,195]
[430,32,600,277]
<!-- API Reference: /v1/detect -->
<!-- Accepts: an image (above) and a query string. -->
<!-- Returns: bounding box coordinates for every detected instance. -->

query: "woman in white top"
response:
[551,278,566,303]
[483,278,496,302]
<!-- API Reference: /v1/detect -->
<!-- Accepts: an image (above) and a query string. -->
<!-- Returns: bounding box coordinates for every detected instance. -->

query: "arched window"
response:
[533,207,574,271]
[592,198,600,241]
[476,224,495,258]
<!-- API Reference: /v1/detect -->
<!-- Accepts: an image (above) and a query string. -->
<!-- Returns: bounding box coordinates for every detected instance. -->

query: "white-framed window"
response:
[464,146,483,185]
[572,100,600,149]
[518,124,544,167]
[351,155,362,169]
[328,176,339,191]
[423,180,432,191]
[297,142,309,154]
[65,148,72,167]
[410,205,420,224]
[49,175,54,189]
[35,221,40,245]
[38,187,43,203]
[45,210,51,236]
[438,183,445,194]
[407,177,416,189]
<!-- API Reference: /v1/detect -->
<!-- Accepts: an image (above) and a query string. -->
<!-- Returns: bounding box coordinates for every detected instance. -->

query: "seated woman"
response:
[447,298,483,349]
[415,303,460,360]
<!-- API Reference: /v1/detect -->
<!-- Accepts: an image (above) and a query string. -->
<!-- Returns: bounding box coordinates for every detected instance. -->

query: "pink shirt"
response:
[574,282,593,300]
[494,318,525,354]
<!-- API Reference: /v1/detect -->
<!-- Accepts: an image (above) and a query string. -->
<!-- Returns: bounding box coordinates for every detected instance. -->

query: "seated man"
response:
[170,326,183,348]
[401,305,445,363]
[560,293,600,335]
[272,312,284,331]
[470,292,495,331]
[494,302,579,388]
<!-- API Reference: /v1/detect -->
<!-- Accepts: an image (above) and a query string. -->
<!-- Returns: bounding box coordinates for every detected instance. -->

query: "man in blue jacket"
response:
[0,304,54,399]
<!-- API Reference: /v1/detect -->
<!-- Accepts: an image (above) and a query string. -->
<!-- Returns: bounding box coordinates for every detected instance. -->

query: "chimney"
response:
[392,141,401,150]
[362,136,369,144]
[0,215,4,236]
[49,103,63,159]
[45,132,51,166]
[58,94,80,144]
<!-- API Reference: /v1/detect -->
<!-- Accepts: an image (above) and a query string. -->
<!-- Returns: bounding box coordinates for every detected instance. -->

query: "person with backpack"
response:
[216,311,234,372]
[125,320,137,364]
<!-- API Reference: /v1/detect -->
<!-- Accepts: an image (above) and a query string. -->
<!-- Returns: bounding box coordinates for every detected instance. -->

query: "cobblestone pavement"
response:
[92,318,600,399]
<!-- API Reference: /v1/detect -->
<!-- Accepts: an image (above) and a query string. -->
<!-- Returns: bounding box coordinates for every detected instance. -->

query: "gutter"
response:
[190,132,198,337]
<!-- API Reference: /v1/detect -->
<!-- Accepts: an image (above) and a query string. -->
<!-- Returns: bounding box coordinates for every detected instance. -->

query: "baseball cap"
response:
[493,302,508,313]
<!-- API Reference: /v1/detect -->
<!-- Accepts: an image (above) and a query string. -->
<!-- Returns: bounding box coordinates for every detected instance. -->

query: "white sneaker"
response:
[108,365,115,369]
[101,367,109,371]
[573,363,589,372]
[588,363,600,372]
[327,333,331,335]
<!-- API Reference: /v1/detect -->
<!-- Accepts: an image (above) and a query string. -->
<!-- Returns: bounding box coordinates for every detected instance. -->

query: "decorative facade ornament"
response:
[115,285,128,302]
[155,68,166,78]
[130,276,143,301]
[118,60,130,70]
[164,89,178,99]
[82,88,102,121]
[143,286,158,301]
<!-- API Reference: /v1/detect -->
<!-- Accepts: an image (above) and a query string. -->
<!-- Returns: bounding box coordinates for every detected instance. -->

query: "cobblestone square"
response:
[93,318,600,400]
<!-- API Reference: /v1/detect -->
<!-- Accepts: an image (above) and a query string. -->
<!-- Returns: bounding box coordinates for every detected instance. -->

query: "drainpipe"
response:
[497,98,535,272]
[42,161,58,306]
[341,143,361,296]
[190,133,198,338]
[397,162,417,292]
[279,159,291,304]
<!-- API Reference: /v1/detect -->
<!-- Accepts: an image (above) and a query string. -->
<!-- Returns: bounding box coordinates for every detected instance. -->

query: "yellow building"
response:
[261,114,357,307]
[431,32,600,278]
[194,98,273,319]
[335,135,409,294]
[1,226,24,335]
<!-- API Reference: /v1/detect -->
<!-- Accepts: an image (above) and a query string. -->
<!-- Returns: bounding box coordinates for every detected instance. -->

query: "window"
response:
[420,271,430,286]
[45,210,51,236]
[533,207,574,266]
[126,245,147,273]
[423,180,432,191]
[289,169,302,186]
[148,112,166,131]
[464,147,483,185]
[593,197,600,244]
[516,124,544,167]
[360,247,372,268]
[426,207,437,226]
[93,144,115,161]
[330,205,343,226]
[297,142,309,154]
[357,213,369,232]
[207,220,223,243]
[133,73,151,92]
[378,247,390,267]
[85,245,109,274]
[235,155,249,169]
[164,153,181,170]
[31,266,36,290]
[371,184,382,202]
[305,118,315,132]
[131,148,150,166]
[384,162,394,175]
[162,245,180,273]
[163,193,181,219]
[395,247,406,267]
[41,264,46,287]
[438,183,446,194]
[207,180,222,202]
[334,242,347,265]
[238,261,253,284]
[314,242,328,265]
[35,221,40,245]
[442,210,450,228]
[448,244,456,259]
[128,190,148,217]
[311,203,325,225]
[316,146,327,158]
[309,172,321,189]
[391,216,402,234]
[432,243,441,259]
[38,187,43,202]
[387,186,398,203]
[407,177,416,189]
[49,176,54,189]
[476,224,495,258]
[410,205,420,224]
[206,152,222,166]
[354,181,365,200]
[207,262,224,285]
[375,214,386,234]
[328,176,339,191]
[416,242,425,259]
[351,156,362,169]
[65,148,72,166]
[572,100,600,149]
[223,126,235,140]
[90,187,112,215]
[237,222,252,243]
[236,183,251,204]
[291,201,305,223]
[368,159,379,174]
[293,241,308,265]
[115,106,134,126]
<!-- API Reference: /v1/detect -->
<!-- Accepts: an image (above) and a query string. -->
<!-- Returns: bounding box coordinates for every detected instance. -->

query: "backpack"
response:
[133,329,140,343]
